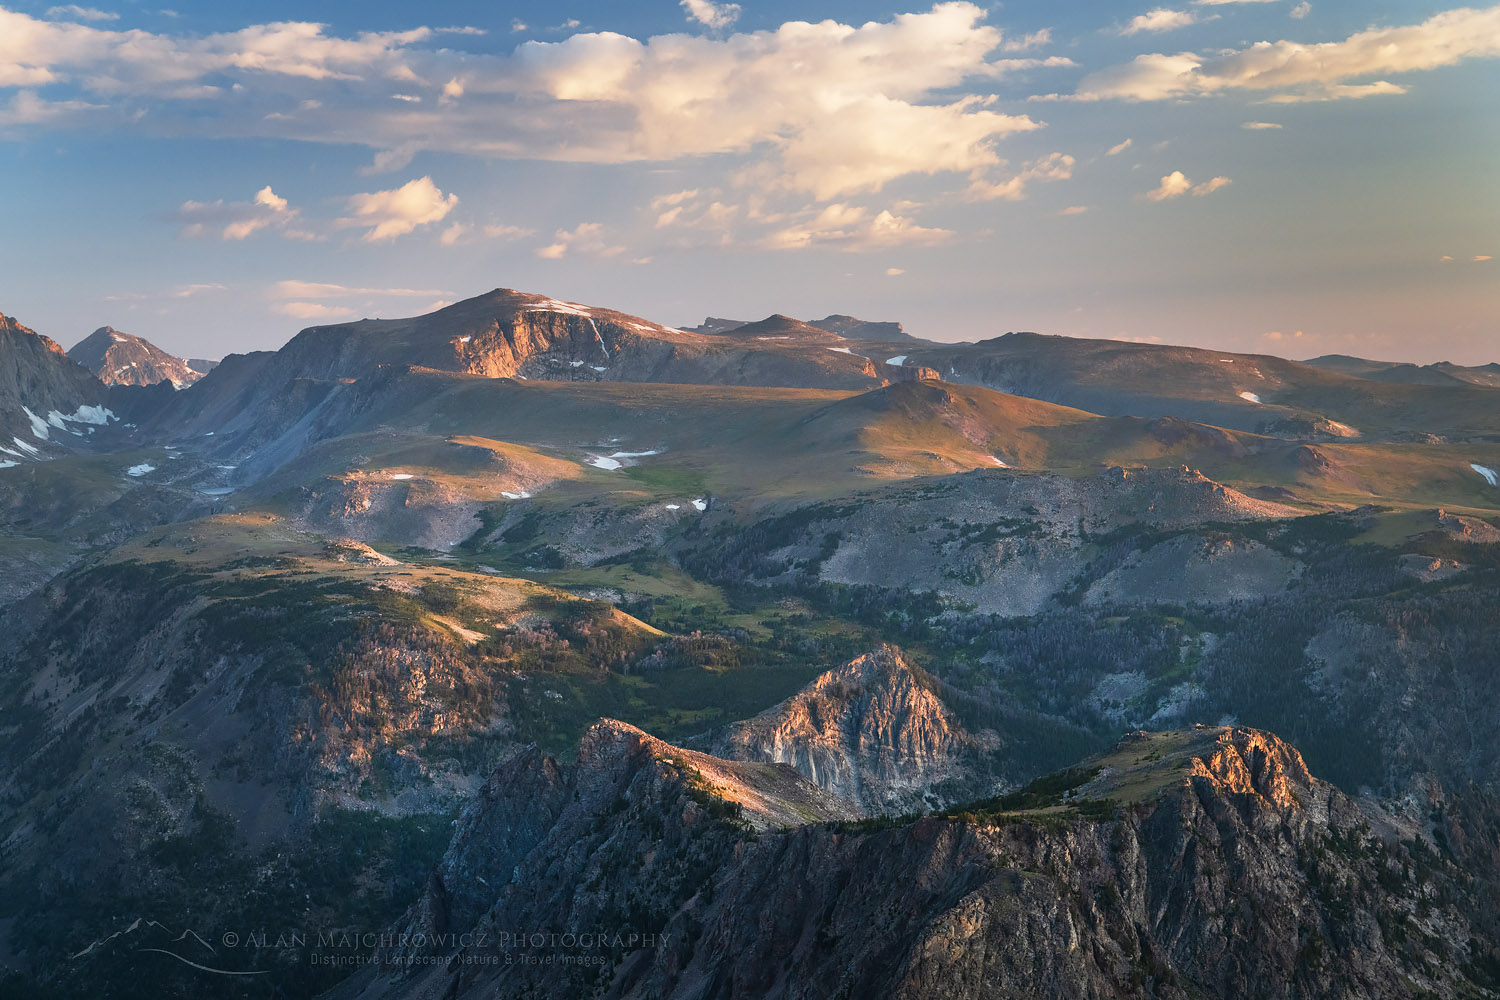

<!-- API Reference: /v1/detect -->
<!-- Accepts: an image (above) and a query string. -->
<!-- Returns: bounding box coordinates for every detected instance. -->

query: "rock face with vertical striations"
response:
[703,645,1004,814]
[330,724,1498,1000]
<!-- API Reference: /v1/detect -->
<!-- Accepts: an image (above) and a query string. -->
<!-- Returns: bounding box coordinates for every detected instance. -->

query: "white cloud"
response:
[681,0,740,30]
[1107,138,1133,156]
[886,266,906,275]
[965,152,1074,201]
[173,282,226,298]
[1191,0,1279,4]
[271,280,449,298]
[341,176,457,242]
[1122,9,1198,35]
[1144,170,1231,200]
[1060,6,1500,102]
[45,5,117,21]
[277,301,356,320]
[1001,28,1051,52]
[535,222,626,259]
[1242,120,1282,129]
[1059,205,1089,215]
[176,184,302,240]
[437,221,533,246]
[1477,255,1495,262]
[762,204,954,251]
[0,3,1058,204]
[1290,2,1311,19]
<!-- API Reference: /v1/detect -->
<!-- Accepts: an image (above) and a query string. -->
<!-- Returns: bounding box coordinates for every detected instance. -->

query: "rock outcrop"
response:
[705,645,1002,814]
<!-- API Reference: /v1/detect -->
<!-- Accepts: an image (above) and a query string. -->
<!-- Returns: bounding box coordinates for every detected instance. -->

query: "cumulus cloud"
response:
[175,184,308,240]
[1144,170,1231,200]
[1001,29,1051,52]
[965,151,1074,201]
[535,222,626,259]
[1057,5,1500,102]
[0,3,1062,204]
[341,176,457,242]
[761,203,954,251]
[1122,9,1198,35]
[1290,2,1311,18]
[681,0,740,30]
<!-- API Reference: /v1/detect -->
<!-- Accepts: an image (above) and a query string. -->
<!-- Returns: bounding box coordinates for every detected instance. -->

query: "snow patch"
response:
[665,503,680,510]
[569,360,585,367]
[458,335,472,343]
[110,334,126,342]
[990,456,1010,468]
[591,366,607,372]
[587,456,623,470]
[501,490,532,500]
[1238,391,1262,404]
[1219,359,1235,363]
[609,449,659,458]
[126,463,154,476]
[691,498,707,512]
[524,298,592,317]
[11,437,40,456]
[198,487,235,496]
[47,404,115,427]
[886,355,908,366]
[0,460,16,469]
[756,335,791,340]
[21,407,49,440]
[390,473,415,480]
[1472,463,1499,487]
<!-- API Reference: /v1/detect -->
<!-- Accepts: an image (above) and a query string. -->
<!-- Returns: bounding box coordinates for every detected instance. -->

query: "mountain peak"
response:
[68,325,205,388]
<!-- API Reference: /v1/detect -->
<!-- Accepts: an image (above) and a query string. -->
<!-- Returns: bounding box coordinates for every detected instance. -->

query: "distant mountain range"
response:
[68,325,214,389]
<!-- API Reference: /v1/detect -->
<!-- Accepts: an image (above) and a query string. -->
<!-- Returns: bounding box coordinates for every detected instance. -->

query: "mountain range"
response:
[0,288,1497,999]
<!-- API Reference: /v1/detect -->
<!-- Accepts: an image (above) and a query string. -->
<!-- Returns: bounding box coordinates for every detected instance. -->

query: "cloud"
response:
[1241,120,1282,129]
[0,89,102,125]
[276,301,356,320]
[762,204,954,251]
[1144,170,1231,200]
[45,5,117,21]
[1122,9,1198,35]
[1261,330,1304,341]
[341,176,457,242]
[1059,205,1089,215]
[175,184,304,240]
[271,280,449,298]
[0,3,1059,204]
[965,152,1074,201]
[681,0,740,30]
[173,283,226,298]
[1001,29,1051,52]
[1477,255,1495,262]
[885,266,905,275]
[437,221,533,246]
[1107,138,1133,156]
[1290,2,1311,18]
[535,222,626,259]
[1059,6,1500,102]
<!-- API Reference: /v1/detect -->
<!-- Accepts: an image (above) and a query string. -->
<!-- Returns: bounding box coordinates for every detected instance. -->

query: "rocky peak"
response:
[68,325,206,388]
[706,645,1000,814]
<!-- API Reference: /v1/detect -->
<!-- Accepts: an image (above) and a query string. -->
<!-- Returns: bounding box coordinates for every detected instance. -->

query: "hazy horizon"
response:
[1,0,1496,364]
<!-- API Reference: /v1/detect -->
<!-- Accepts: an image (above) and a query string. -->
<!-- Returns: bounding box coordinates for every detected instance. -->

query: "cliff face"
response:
[0,311,110,459]
[705,645,1003,814]
[334,725,1494,1000]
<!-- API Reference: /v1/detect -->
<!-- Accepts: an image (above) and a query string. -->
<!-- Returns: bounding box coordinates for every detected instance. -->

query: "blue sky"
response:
[0,0,1495,363]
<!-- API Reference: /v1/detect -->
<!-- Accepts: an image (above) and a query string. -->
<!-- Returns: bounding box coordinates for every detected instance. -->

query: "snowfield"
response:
[390,473,415,480]
[588,456,623,470]
[886,355,908,366]
[126,464,154,476]
[1472,463,1499,487]
[1238,392,1262,404]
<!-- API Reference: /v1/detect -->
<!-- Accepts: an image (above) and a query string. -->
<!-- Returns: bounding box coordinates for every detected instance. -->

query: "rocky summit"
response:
[0,285,1497,1000]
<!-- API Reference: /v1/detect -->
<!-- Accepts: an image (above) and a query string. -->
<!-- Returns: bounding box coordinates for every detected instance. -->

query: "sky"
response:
[0,0,1496,364]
